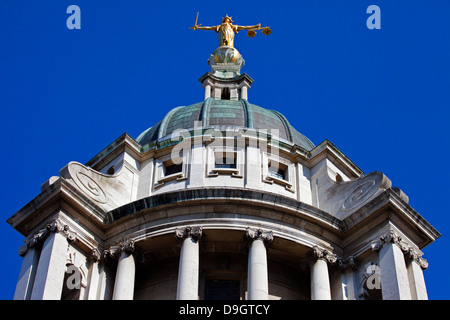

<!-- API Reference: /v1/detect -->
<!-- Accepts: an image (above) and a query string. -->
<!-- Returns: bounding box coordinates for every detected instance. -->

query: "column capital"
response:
[89,248,102,263]
[371,229,402,251]
[245,227,273,247]
[371,229,427,269]
[337,256,357,270]
[175,226,203,243]
[309,246,338,265]
[105,239,136,260]
[406,248,429,270]
[18,219,76,257]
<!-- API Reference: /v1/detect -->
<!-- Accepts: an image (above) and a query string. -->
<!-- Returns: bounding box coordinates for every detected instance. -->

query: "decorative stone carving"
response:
[309,245,338,265]
[67,162,107,204]
[342,179,377,211]
[89,248,102,263]
[18,220,76,257]
[120,239,136,254]
[174,226,203,243]
[59,161,137,212]
[371,229,428,270]
[245,227,274,247]
[417,258,429,270]
[321,171,392,219]
[407,247,429,270]
[372,229,408,252]
[105,239,136,259]
[337,256,356,270]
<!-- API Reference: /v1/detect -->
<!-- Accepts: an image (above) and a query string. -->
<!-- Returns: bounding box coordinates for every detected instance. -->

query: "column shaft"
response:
[30,231,68,300]
[310,258,331,300]
[204,84,211,100]
[241,86,248,100]
[247,238,269,300]
[14,247,40,300]
[176,236,200,300]
[379,242,411,300]
[112,251,136,300]
[86,260,101,300]
[407,259,428,300]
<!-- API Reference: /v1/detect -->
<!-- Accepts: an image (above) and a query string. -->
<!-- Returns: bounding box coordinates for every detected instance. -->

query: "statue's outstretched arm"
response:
[236,23,261,31]
[192,25,218,31]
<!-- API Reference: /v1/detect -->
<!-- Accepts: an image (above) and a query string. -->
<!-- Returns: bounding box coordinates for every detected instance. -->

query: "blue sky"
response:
[1,0,449,299]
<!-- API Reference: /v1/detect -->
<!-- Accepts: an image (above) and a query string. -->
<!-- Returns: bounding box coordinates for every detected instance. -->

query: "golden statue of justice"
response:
[190,13,271,48]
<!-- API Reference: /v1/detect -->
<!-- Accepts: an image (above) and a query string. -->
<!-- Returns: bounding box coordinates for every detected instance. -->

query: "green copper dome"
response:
[136,98,315,151]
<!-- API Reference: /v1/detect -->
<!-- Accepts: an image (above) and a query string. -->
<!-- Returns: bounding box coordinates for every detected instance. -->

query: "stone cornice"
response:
[85,132,142,170]
[306,139,364,179]
[7,178,106,237]
[343,189,441,249]
[198,72,254,85]
[105,187,343,232]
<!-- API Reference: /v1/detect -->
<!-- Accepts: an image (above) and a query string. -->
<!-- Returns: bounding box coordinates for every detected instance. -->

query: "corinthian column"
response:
[309,246,336,300]
[246,228,273,300]
[14,231,45,300]
[406,250,428,300]
[372,230,412,300]
[112,240,136,300]
[30,220,76,300]
[175,226,202,300]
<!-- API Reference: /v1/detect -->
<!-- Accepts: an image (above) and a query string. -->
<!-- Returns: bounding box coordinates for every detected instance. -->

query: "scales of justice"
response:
[190,13,271,80]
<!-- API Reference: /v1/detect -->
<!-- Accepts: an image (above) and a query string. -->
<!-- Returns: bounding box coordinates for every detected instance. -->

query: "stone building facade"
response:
[8,44,440,300]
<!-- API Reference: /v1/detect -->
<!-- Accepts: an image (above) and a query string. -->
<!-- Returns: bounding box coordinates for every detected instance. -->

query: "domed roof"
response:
[136,98,315,151]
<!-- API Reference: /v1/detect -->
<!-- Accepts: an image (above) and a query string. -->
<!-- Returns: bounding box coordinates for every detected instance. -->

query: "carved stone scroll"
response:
[67,162,107,204]
[321,171,392,219]
[19,220,77,257]
[104,239,136,260]
[175,226,203,243]
[309,245,338,265]
[371,229,428,270]
[245,227,274,247]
